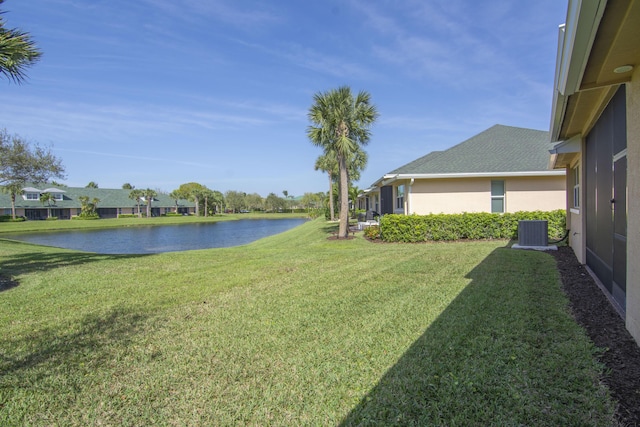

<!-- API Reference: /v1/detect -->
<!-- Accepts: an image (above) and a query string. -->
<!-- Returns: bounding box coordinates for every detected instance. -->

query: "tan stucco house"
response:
[361,125,566,215]
[549,0,640,345]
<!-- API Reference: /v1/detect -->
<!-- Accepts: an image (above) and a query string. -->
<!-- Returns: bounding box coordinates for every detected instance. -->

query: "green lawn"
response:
[0,219,616,426]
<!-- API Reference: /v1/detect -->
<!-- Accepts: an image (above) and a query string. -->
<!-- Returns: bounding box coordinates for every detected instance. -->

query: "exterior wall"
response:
[626,70,640,343]
[407,176,565,215]
[506,176,566,212]
[410,179,488,214]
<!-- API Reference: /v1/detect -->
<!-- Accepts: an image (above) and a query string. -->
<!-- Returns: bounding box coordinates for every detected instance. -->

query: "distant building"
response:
[0,185,195,219]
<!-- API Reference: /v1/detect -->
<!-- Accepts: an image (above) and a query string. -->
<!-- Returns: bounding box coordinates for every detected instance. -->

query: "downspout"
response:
[407,178,414,215]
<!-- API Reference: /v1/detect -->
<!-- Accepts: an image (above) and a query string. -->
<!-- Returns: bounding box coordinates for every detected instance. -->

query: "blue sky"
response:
[1,0,568,197]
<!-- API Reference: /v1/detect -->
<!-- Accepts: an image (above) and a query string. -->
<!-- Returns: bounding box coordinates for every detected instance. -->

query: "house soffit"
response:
[560,0,640,139]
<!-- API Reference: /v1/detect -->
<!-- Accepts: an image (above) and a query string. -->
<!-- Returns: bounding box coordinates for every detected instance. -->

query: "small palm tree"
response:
[1,182,23,219]
[308,86,378,238]
[314,153,337,221]
[142,188,157,218]
[39,192,55,218]
[169,190,181,214]
[129,189,143,218]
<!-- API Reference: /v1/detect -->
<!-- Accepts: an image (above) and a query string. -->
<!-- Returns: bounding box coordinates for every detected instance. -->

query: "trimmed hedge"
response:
[380,210,566,243]
[0,215,26,222]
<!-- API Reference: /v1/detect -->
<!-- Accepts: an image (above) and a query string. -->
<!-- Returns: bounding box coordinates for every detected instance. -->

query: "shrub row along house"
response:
[358,124,566,215]
[0,186,195,219]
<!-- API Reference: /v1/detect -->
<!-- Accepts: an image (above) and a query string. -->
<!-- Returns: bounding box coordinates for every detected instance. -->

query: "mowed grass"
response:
[0,219,616,426]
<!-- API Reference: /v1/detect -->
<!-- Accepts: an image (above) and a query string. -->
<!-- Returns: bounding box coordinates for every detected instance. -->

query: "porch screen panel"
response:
[584,86,627,300]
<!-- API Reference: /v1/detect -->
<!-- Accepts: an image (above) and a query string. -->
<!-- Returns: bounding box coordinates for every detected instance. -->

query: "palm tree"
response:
[348,185,360,218]
[142,188,157,218]
[168,190,181,214]
[0,0,42,84]
[129,189,143,218]
[308,86,378,238]
[314,153,337,221]
[1,182,23,219]
[40,191,54,218]
[85,181,98,188]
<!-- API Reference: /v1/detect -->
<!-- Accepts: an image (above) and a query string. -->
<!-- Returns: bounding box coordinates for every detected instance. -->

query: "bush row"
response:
[379,210,566,242]
[0,215,26,222]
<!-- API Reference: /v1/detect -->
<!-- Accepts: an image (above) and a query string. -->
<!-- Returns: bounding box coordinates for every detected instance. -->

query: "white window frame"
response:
[396,184,405,211]
[491,180,505,213]
[573,165,580,209]
[25,192,40,200]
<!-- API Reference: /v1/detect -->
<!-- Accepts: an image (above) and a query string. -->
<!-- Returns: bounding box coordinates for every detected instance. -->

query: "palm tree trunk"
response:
[327,172,335,221]
[10,193,16,220]
[338,154,349,238]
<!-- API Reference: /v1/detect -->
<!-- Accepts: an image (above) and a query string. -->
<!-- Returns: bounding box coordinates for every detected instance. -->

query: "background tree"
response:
[142,188,157,218]
[347,146,368,183]
[168,189,181,213]
[39,192,55,218]
[301,192,321,213]
[348,185,361,218]
[0,181,22,219]
[122,183,134,190]
[308,86,378,237]
[264,192,286,212]
[201,188,215,217]
[128,189,143,218]
[210,190,225,214]
[0,0,42,83]
[174,182,207,216]
[244,193,264,212]
[85,181,98,188]
[314,153,337,221]
[0,129,66,186]
[225,190,246,213]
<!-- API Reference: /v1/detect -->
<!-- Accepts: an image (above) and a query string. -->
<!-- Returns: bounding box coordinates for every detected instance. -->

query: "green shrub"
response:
[380,210,566,243]
[363,225,381,240]
[0,215,26,222]
[118,214,139,218]
[45,216,58,221]
[72,214,100,220]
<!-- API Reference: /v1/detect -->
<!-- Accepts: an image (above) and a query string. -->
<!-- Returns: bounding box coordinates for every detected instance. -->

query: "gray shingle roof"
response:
[389,125,552,175]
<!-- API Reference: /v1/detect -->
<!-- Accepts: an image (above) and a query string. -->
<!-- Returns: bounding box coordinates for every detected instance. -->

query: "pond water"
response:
[2,218,307,254]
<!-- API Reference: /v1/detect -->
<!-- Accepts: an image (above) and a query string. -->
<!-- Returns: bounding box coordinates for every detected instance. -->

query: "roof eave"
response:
[550,0,608,141]
[381,171,566,182]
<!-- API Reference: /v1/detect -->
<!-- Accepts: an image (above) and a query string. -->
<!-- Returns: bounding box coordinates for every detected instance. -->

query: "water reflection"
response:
[2,218,307,254]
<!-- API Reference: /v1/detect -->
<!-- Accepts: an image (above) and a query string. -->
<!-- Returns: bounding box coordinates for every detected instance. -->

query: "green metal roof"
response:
[388,125,554,175]
[0,186,194,210]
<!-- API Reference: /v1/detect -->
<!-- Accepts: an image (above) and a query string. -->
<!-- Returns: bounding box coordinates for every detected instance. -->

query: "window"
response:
[572,165,580,208]
[25,192,40,200]
[491,180,505,213]
[54,193,64,201]
[396,185,405,210]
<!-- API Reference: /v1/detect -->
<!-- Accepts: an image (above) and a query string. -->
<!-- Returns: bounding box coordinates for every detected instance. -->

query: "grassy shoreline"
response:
[0,219,617,425]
